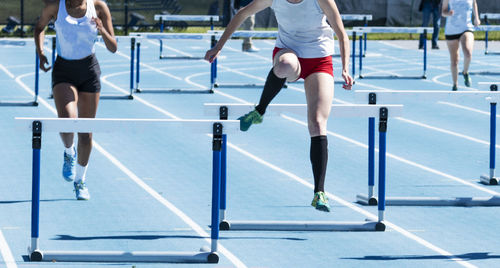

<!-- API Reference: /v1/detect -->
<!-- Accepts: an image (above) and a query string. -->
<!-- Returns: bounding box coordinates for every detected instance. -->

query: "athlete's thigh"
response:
[53,82,78,118]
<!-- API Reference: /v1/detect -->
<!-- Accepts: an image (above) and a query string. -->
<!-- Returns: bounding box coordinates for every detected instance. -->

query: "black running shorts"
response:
[52,54,101,93]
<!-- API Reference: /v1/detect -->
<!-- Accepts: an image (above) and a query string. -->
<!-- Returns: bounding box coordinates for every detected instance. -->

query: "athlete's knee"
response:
[463,49,472,59]
[308,117,327,136]
[274,57,299,79]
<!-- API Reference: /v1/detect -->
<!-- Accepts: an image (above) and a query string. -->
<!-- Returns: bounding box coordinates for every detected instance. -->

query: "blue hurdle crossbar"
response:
[354,27,432,79]
[18,117,241,263]
[355,89,500,206]
[204,103,405,232]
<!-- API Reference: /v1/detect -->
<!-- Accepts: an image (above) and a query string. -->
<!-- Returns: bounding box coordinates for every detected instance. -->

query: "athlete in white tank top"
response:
[34,0,117,200]
[442,0,480,91]
[205,0,353,212]
[55,0,98,60]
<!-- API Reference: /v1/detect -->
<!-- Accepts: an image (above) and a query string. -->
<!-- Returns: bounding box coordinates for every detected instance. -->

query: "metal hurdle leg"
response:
[481,84,499,185]
[356,93,377,205]
[29,121,42,261]
[48,37,56,99]
[33,51,39,106]
[485,16,489,55]
[358,33,363,79]
[377,108,388,222]
[352,31,356,78]
[218,107,230,230]
[363,16,368,57]
[423,29,428,79]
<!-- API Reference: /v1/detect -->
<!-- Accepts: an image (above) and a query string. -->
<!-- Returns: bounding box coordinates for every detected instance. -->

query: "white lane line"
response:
[438,101,500,117]
[0,64,15,78]
[0,229,17,268]
[13,71,247,268]
[146,70,478,268]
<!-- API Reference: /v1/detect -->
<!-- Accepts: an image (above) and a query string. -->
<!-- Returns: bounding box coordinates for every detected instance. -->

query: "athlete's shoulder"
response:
[93,0,111,11]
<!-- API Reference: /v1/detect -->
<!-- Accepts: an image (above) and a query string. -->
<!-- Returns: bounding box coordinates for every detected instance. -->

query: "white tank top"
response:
[55,0,98,60]
[271,0,335,58]
[444,0,474,35]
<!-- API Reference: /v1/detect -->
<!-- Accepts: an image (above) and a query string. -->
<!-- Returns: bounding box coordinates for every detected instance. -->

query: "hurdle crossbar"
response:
[341,14,372,56]
[204,103,404,232]
[44,36,135,100]
[129,37,215,94]
[19,118,241,263]
[480,13,500,55]
[354,89,500,206]
[0,47,39,106]
[207,30,359,88]
[353,27,433,79]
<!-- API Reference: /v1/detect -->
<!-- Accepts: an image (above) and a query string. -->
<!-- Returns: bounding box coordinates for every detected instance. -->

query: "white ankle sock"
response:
[75,164,87,183]
[65,145,75,156]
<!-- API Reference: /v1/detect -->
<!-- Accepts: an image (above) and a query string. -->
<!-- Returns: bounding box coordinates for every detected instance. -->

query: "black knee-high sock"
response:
[255,68,286,115]
[310,136,328,193]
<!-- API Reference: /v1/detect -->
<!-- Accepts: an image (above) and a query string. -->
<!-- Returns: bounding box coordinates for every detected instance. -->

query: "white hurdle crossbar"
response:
[355,88,500,207]
[353,27,433,79]
[17,117,240,263]
[479,14,500,55]
[44,35,137,100]
[155,15,219,60]
[204,103,404,232]
[128,33,215,93]
[206,30,359,88]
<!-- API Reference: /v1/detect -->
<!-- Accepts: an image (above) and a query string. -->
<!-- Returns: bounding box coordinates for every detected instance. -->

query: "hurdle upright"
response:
[355,88,500,207]
[0,39,40,106]
[205,103,405,232]
[480,14,500,55]
[155,15,219,60]
[17,117,240,263]
[353,27,433,79]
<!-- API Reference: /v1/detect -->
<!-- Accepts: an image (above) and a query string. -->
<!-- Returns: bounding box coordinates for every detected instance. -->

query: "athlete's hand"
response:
[474,18,481,27]
[204,47,220,63]
[92,17,104,33]
[39,53,51,72]
[448,9,454,16]
[342,69,354,90]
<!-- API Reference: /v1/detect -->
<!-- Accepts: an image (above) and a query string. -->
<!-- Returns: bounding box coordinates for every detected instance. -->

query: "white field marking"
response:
[431,72,479,91]
[13,72,247,268]
[101,71,180,119]
[438,101,500,117]
[108,65,478,268]
[225,122,476,268]
[96,42,182,81]
[0,64,15,78]
[0,229,17,268]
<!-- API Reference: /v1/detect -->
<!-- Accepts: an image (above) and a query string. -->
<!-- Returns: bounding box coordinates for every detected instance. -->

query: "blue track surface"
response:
[1,36,500,268]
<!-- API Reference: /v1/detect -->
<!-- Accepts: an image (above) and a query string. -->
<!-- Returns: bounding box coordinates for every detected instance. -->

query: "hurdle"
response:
[129,33,216,93]
[16,117,240,263]
[466,25,500,75]
[207,30,358,88]
[353,27,433,79]
[480,14,500,55]
[479,82,500,185]
[340,14,372,57]
[205,103,404,232]
[355,88,500,207]
[0,39,39,106]
[44,35,136,99]
[155,15,219,60]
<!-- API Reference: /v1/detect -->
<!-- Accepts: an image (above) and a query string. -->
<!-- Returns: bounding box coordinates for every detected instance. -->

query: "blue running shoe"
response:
[463,72,471,87]
[62,149,76,182]
[74,181,90,200]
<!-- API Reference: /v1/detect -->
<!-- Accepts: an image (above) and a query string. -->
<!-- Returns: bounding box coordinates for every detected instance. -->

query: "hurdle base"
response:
[357,194,500,206]
[134,88,214,94]
[159,56,204,60]
[480,175,499,185]
[219,220,231,230]
[99,95,134,100]
[28,250,218,263]
[220,220,384,232]
[357,75,426,80]
[0,101,38,107]
[356,194,378,205]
